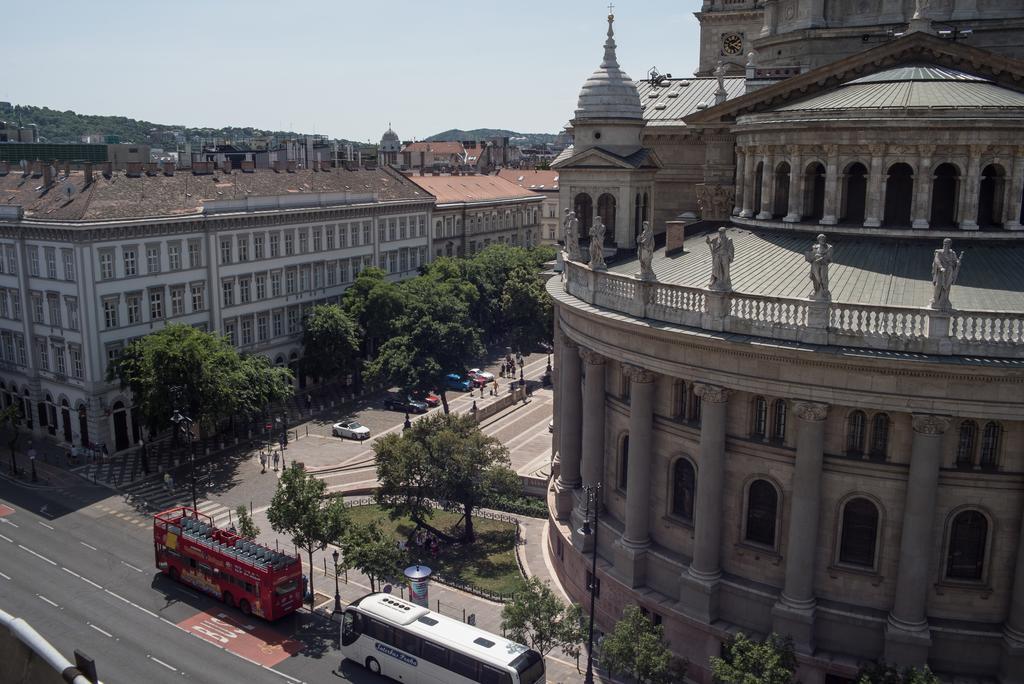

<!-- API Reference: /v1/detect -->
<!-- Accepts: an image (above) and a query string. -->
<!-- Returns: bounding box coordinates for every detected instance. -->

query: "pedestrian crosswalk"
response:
[117,476,236,529]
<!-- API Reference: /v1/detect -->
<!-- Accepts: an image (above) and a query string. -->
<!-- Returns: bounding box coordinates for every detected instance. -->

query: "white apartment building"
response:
[0,160,433,453]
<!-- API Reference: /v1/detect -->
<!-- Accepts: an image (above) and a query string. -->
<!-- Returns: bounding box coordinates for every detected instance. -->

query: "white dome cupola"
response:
[574,12,643,121]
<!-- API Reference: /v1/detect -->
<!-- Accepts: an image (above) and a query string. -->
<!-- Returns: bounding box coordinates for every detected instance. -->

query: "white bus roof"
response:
[353,593,528,667]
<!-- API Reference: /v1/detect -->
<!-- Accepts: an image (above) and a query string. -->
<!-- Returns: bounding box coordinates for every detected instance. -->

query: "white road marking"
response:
[79,541,98,551]
[88,623,113,638]
[104,589,132,605]
[265,667,302,683]
[120,560,143,573]
[37,595,59,608]
[19,545,57,566]
[0,533,12,543]
[79,576,102,589]
[0,571,10,580]
[0,518,19,527]
[62,567,81,579]
[147,655,177,671]
[38,521,54,530]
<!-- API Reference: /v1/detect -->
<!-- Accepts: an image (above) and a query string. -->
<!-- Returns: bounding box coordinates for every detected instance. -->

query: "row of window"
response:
[664,459,993,582]
[35,339,84,379]
[434,207,540,240]
[22,245,76,282]
[0,331,27,367]
[25,292,79,331]
[224,305,306,347]
[103,285,206,329]
[99,241,203,280]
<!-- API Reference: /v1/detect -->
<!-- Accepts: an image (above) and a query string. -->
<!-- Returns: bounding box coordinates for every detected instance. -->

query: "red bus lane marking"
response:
[0,504,15,517]
[177,610,303,667]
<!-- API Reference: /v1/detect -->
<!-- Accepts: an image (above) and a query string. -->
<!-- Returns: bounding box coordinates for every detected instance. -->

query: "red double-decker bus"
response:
[153,506,302,621]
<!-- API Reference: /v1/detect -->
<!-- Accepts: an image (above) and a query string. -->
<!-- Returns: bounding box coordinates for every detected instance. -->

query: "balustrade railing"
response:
[559,260,1024,359]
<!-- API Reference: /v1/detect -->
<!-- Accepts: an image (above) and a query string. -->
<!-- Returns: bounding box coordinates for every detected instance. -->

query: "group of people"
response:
[412,528,442,558]
[259,449,281,473]
[498,356,521,379]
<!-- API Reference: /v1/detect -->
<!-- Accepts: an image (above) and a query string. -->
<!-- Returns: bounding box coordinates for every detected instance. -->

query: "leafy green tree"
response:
[235,505,260,540]
[857,662,941,684]
[374,413,517,542]
[342,267,407,358]
[498,264,553,353]
[598,605,686,684]
[711,632,797,684]
[338,521,405,592]
[108,324,293,435]
[301,304,361,383]
[267,463,348,609]
[502,576,585,659]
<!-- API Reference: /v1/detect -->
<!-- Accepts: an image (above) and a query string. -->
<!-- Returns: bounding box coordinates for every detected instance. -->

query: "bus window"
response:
[393,628,420,657]
[368,618,393,645]
[480,664,513,684]
[275,578,298,595]
[420,639,449,668]
[449,652,479,679]
[511,650,545,684]
[341,611,361,647]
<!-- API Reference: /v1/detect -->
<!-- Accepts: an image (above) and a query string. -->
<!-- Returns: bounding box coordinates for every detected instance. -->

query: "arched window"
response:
[773,162,791,218]
[956,420,977,468]
[618,435,630,491]
[977,164,1006,228]
[803,162,826,221]
[597,193,617,235]
[840,162,868,224]
[772,400,787,443]
[839,498,879,568]
[980,422,1002,469]
[883,163,914,227]
[574,193,593,230]
[752,396,768,438]
[931,163,960,228]
[870,413,890,461]
[671,459,696,521]
[744,479,778,547]
[846,410,866,456]
[946,511,988,581]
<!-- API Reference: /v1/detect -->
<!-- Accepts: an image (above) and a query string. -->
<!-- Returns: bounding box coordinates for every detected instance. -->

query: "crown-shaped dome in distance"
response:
[575,14,643,121]
[381,126,399,142]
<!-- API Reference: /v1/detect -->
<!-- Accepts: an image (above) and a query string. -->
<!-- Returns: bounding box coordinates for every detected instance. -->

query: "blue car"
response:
[444,373,472,392]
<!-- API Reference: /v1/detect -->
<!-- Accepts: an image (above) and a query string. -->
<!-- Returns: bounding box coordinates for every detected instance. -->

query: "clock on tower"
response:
[722,33,743,56]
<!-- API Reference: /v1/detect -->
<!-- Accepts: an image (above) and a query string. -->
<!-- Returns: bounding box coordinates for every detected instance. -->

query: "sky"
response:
[3,0,702,141]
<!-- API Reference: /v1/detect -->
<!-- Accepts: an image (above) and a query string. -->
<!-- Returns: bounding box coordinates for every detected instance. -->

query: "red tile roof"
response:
[496,169,559,192]
[401,141,465,157]
[408,174,542,205]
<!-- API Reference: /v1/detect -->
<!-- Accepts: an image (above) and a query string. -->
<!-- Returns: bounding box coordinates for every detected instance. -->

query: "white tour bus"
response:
[340,593,546,684]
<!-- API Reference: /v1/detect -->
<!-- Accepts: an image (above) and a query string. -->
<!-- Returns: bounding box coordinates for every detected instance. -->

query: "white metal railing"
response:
[560,259,1024,359]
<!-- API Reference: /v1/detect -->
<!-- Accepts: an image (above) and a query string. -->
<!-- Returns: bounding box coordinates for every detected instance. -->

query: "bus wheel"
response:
[239,599,252,616]
[365,658,381,675]
[223,592,234,608]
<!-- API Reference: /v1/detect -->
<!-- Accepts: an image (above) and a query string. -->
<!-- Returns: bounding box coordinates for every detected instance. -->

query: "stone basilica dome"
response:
[381,126,399,143]
[574,14,643,121]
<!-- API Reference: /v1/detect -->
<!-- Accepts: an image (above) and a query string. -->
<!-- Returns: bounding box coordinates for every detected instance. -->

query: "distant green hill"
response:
[424,128,558,147]
[0,102,346,147]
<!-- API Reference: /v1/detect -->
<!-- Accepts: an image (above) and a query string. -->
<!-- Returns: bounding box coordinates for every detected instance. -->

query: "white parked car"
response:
[468,368,496,382]
[332,421,370,440]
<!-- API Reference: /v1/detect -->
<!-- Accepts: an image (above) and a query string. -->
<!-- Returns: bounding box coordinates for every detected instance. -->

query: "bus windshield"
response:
[511,650,545,684]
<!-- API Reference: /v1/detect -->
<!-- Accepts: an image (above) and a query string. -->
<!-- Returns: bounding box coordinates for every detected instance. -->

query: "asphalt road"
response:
[0,476,383,684]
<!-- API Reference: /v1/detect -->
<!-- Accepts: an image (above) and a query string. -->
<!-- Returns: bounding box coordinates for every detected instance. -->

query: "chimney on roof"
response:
[62,160,70,176]
[241,159,255,173]
[163,161,175,176]
[220,159,231,173]
[312,159,319,172]
[31,160,42,177]
[126,161,143,177]
[83,162,93,185]
[102,161,113,178]
[286,160,297,173]
[144,162,157,176]
[0,162,8,176]
[43,163,53,188]
[192,161,212,175]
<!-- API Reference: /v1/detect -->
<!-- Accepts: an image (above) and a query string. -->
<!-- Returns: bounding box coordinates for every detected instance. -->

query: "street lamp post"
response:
[332,549,342,613]
[171,410,199,511]
[578,483,602,684]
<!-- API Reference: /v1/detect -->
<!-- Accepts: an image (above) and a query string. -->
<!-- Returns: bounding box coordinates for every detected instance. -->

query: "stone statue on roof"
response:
[805,233,833,300]
[563,208,582,262]
[930,238,963,311]
[706,226,734,291]
[715,61,726,92]
[637,220,655,281]
[589,216,607,271]
[913,0,932,20]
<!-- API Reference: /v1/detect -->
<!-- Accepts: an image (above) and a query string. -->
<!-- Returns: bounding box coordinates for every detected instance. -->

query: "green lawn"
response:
[346,504,526,597]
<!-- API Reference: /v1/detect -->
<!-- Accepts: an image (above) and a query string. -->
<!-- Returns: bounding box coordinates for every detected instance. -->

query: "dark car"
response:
[384,395,429,414]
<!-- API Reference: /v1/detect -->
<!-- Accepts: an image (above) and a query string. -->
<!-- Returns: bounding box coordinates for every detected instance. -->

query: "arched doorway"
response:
[883,163,914,227]
[573,193,593,231]
[977,164,1006,228]
[61,399,72,443]
[597,193,617,237]
[753,161,764,212]
[45,394,57,436]
[773,162,791,218]
[642,192,649,223]
[112,401,130,452]
[804,162,826,221]
[840,162,868,224]
[22,389,32,429]
[931,163,960,228]
[77,403,89,447]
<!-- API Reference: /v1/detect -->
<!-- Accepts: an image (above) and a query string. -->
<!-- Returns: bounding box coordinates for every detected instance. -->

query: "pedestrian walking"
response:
[272,451,280,471]
[164,472,174,492]
[259,452,267,473]
[305,394,312,413]
[479,385,485,398]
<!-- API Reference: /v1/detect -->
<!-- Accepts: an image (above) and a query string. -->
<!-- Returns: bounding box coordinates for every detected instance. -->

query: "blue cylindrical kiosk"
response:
[404,565,432,608]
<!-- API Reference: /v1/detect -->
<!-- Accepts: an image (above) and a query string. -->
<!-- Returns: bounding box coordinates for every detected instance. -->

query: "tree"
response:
[598,605,686,684]
[301,304,361,383]
[857,663,941,684]
[267,463,348,610]
[374,413,518,542]
[342,267,406,359]
[108,324,293,436]
[234,505,260,540]
[501,576,585,659]
[711,632,797,684]
[497,264,553,353]
[338,521,405,592]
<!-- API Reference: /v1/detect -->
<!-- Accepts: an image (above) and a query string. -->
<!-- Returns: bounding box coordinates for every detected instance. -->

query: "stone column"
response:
[740,146,759,218]
[958,145,984,230]
[912,146,935,229]
[863,145,886,227]
[679,383,730,622]
[820,145,840,225]
[807,0,826,26]
[760,0,778,37]
[1001,501,1024,682]
[772,401,829,654]
[884,414,950,667]
[757,148,776,219]
[1003,147,1024,231]
[615,365,656,587]
[554,337,582,520]
[734,148,747,216]
[784,146,803,223]
[579,351,606,502]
